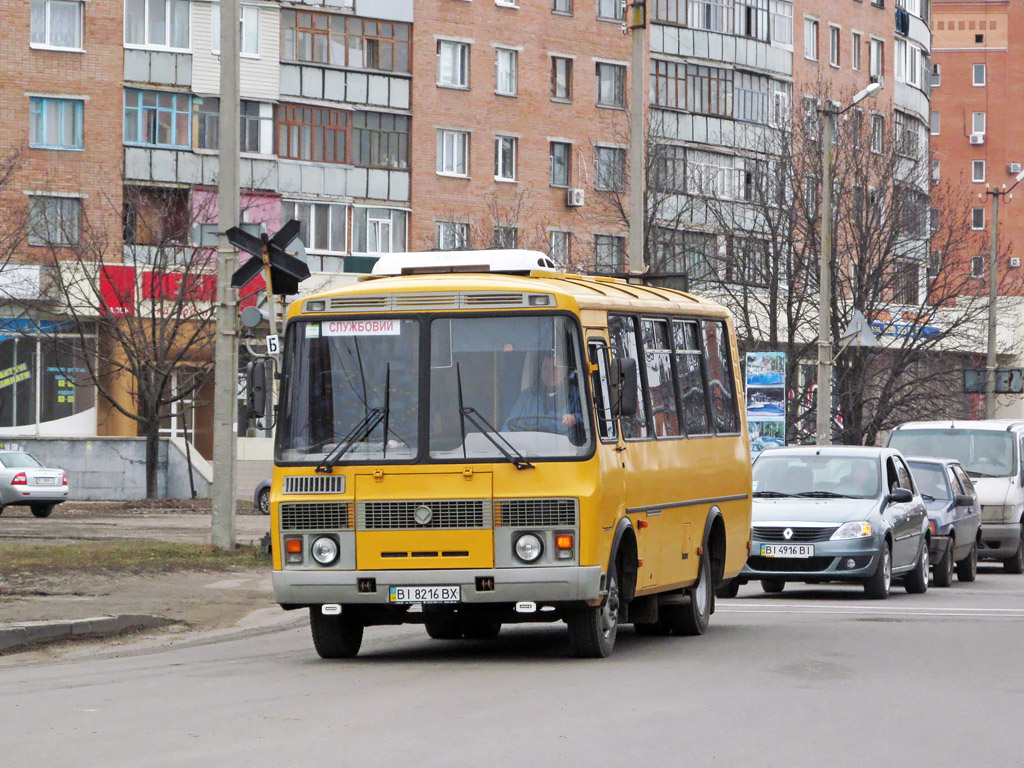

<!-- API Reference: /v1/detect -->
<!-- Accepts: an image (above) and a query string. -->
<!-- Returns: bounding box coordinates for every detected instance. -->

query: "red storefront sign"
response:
[98,265,264,316]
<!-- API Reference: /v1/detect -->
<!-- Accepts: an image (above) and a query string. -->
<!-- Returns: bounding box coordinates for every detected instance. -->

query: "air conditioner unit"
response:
[1012,257,1021,268]
[1010,163,1022,175]
[566,188,585,207]
[970,133,985,145]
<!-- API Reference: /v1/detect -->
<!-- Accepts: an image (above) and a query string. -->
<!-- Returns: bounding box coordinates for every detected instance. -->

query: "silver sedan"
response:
[0,450,68,518]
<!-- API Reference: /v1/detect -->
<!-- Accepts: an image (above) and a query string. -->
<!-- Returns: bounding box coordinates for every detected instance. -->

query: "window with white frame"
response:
[436,129,469,176]
[437,40,470,87]
[597,0,625,21]
[972,160,986,183]
[973,63,986,86]
[596,62,626,107]
[973,111,986,134]
[770,83,791,128]
[686,149,749,199]
[829,25,840,66]
[549,230,570,266]
[494,136,517,181]
[736,0,769,41]
[688,0,732,33]
[352,207,407,254]
[898,0,922,17]
[550,141,571,187]
[30,0,83,49]
[930,111,939,135]
[211,4,260,56]
[804,18,818,60]
[870,113,884,153]
[28,195,81,246]
[124,0,190,49]
[895,39,921,87]
[436,221,469,249]
[594,235,624,273]
[29,97,83,150]
[495,48,518,96]
[852,32,861,70]
[595,146,626,192]
[931,63,941,87]
[870,38,884,83]
[769,0,793,47]
[971,208,985,230]
[282,200,347,254]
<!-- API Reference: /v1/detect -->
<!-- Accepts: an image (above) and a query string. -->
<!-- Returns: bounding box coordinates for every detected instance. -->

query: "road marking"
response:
[719,602,1024,619]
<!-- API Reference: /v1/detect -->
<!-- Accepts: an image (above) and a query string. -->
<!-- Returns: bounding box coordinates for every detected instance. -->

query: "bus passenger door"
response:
[588,336,625,537]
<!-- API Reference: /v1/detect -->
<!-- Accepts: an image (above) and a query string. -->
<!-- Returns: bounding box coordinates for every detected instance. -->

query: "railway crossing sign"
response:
[228,219,310,296]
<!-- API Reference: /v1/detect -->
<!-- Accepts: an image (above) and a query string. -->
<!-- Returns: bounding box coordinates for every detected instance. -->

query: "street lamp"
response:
[984,166,1024,418]
[816,82,882,446]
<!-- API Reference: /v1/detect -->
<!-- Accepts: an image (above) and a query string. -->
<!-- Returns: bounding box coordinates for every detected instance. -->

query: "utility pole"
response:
[815,102,837,446]
[212,0,240,550]
[986,187,1000,419]
[627,1,646,277]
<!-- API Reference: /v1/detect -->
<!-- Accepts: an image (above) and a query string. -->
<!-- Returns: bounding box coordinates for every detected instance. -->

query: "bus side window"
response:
[608,314,649,439]
[588,341,618,442]
[672,320,711,436]
[641,318,681,437]
[700,319,739,434]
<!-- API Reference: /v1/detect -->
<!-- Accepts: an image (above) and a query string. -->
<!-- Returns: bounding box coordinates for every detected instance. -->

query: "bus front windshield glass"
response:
[429,315,592,461]
[889,429,1015,478]
[277,318,420,463]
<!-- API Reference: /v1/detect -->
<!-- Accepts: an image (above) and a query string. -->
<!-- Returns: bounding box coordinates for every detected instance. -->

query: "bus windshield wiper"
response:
[794,491,854,498]
[753,490,792,498]
[315,407,386,473]
[456,362,534,471]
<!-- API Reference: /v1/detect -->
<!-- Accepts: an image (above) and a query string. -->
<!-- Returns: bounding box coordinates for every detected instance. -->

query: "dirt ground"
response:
[0,500,286,652]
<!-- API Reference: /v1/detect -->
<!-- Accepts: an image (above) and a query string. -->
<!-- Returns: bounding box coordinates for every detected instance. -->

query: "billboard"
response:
[746,352,786,458]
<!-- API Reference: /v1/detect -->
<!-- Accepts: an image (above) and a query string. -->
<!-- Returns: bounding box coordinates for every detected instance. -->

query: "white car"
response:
[0,450,68,518]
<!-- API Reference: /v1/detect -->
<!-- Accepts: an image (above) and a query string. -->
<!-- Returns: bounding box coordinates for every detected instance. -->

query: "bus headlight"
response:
[311,536,339,565]
[514,533,543,563]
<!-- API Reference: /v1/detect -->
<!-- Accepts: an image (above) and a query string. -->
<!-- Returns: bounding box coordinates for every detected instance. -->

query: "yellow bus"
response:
[268,250,751,658]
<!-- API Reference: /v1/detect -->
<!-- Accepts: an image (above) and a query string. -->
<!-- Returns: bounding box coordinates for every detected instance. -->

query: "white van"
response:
[887,420,1024,573]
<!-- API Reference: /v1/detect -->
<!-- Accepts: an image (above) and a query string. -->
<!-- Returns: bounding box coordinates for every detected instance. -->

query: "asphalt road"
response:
[3,568,1023,768]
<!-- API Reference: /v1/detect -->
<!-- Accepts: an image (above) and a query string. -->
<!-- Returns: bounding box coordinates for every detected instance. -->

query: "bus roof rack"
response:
[370,249,560,277]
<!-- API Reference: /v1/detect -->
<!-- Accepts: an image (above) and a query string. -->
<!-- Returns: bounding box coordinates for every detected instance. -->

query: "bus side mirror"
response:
[246,359,272,423]
[613,358,638,419]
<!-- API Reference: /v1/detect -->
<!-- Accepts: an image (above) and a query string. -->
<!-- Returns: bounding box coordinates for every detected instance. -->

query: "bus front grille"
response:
[358,500,492,530]
[495,498,578,527]
[280,502,353,530]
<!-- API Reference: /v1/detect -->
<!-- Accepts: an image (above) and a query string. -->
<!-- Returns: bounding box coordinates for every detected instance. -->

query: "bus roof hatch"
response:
[370,249,559,277]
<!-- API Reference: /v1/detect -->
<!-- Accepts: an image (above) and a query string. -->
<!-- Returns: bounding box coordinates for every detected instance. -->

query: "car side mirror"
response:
[889,487,913,504]
[611,357,638,419]
[246,359,273,423]
[954,493,974,507]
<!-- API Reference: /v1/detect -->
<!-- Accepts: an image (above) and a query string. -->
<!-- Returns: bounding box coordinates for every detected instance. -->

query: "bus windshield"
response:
[889,429,1016,478]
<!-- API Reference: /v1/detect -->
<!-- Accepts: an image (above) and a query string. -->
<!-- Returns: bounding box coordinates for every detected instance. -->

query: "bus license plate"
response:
[389,586,461,604]
[760,544,813,558]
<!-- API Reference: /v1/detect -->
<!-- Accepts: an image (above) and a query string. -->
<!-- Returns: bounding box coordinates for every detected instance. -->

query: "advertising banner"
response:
[746,352,786,458]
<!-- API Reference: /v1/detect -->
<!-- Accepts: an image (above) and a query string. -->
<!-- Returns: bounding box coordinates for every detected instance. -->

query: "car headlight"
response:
[514,533,543,563]
[311,536,339,565]
[832,521,872,540]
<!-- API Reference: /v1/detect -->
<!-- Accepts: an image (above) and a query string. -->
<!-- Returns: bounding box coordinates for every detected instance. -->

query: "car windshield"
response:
[0,452,42,468]
[908,462,950,500]
[429,315,592,461]
[753,454,881,499]
[889,429,1015,478]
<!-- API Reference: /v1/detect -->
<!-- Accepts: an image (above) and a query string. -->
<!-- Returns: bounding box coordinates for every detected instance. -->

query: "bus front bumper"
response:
[273,566,603,606]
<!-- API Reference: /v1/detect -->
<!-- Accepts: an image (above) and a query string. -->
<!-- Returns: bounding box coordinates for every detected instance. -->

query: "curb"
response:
[0,614,174,653]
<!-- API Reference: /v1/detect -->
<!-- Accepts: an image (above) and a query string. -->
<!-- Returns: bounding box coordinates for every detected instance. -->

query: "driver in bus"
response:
[503,351,583,440]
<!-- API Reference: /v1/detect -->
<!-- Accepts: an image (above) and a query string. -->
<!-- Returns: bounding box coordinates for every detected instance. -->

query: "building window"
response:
[194,96,219,149]
[352,207,408,255]
[28,195,81,246]
[971,255,985,278]
[124,0,190,49]
[594,235,624,273]
[194,98,272,153]
[277,103,348,163]
[972,208,985,230]
[852,32,861,70]
[436,221,469,250]
[596,62,626,108]
[211,4,261,56]
[352,112,410,170]
[972,160,986,183]
[595,146,626,192]
[653,144,687,193]
[737,0,769,41]
[493,226,517,249]
[973,63,986,86]
[769,0,793,47]
[651,0,684,24]
[829,25,840,66]
[552,56,573,101]
[931,63,941,87]
[437,129,469,176]
[972,111,986,135]
[30,0,83,49]
[893,261,919,305]
[734,71,772,124]
[597,0,624,21]
[550,141,571,187]
[687,0,731,32]
[552,0,573,13]
[804,18,818,60]
[894,110,920,158]
[870,38,884,83]
[29,97,83,150]
[437,40,470,87]
[495,48,518,96]
[494,136,517,181]
[685,64,733,117]
[123,88,192,148]
[870,113,884,153]
[549,230,570,266]
[930,110,939,135]
[895,39,921,87]
[280,11,411,72]
[282,200,347,254]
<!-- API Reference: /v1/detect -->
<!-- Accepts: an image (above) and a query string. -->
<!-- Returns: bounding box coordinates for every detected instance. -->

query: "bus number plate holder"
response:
[760,544,813,558]
[389,586,461,604]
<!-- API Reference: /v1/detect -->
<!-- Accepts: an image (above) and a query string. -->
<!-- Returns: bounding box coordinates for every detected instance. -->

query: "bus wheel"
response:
[567,563,620,658]
[424,615,463,640]
[310,607,363,659]
[462,620,501,640]
[663,551,712,636]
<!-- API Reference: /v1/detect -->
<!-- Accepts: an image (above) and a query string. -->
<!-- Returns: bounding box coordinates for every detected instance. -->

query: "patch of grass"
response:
[0,540,271,575]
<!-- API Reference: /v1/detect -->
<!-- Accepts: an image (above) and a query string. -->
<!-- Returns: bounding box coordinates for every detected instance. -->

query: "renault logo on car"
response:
[783,528,794,540]
[414,505,434,526]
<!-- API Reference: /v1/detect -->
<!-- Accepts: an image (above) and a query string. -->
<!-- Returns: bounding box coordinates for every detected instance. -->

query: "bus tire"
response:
[567,562,620,658]
[663,550,712,637]
[424,615,463,640]
[462,620,501,640]
[310,607,363,659]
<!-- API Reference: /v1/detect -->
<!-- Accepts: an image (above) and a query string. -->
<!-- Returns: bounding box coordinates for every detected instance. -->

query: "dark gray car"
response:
[906,457,982,586]
[726,446,930,600]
